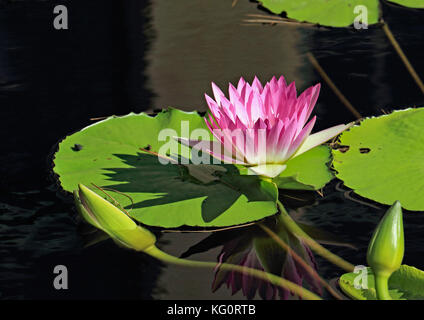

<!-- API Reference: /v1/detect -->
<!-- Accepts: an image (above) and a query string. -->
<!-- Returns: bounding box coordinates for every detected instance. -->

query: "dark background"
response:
[1,0,424,299]
[0,0,158,299]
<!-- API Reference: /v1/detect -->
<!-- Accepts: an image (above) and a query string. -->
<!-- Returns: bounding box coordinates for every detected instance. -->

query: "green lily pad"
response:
[54,109,336,227]
[388,0,424,8]
[333,108,424,211]
[274,145,334,190]
[339,265,424,300]
[54,109,281,228]
[258,0,423,27]
[234,146,334,191]
[259,0,379,27]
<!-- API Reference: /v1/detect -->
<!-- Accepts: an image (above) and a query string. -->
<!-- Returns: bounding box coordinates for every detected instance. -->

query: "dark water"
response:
[1,0,424,299]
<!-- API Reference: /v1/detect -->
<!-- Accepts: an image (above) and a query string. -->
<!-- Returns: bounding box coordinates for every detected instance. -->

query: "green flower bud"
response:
[74,184,156,252]
[367,201,404,300]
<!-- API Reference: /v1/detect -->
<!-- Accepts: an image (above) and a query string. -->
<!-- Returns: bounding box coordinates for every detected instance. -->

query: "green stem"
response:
[144,245,322,300]
[382,21,424,95]
[374,273,392,300]
[277,200,355,272]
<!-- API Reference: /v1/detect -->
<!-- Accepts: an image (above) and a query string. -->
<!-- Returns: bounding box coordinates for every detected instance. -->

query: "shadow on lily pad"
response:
[100,152,278,226]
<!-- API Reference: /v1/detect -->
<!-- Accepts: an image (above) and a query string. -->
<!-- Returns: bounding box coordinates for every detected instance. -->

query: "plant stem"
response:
[276,200,355,272]
[374,273,392,300]
[382,21,424,95]
[144,245,322,300]
[306,52,362,119]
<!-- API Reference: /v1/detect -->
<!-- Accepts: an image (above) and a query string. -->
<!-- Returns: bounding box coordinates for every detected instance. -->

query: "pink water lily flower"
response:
[181,76,352,178]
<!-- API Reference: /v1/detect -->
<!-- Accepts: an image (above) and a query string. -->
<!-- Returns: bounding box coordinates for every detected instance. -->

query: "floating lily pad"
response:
[274,145,334,190]
[333,108,424,211]
[54,109,282,228]
[258,0,423,27]
[54,109,336,227]
[388,0,424,8]
[233,145,334,190]
[339,265,424,300]
[259,0,379,27]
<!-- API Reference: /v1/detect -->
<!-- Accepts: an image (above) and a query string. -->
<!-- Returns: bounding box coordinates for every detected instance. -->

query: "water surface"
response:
[1,0,424,299]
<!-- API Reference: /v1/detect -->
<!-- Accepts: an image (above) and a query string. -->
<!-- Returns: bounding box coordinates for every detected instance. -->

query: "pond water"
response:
[1,0,424,299]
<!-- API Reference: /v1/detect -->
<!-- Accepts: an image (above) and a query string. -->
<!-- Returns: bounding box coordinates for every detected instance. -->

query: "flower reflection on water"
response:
[212,218,322,300]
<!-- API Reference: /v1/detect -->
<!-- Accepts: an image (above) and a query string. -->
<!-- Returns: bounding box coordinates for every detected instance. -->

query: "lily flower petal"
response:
[292,122,354,159]
[248,164,287,178]
[174,76,352,179]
